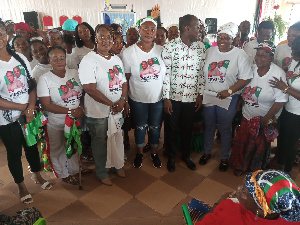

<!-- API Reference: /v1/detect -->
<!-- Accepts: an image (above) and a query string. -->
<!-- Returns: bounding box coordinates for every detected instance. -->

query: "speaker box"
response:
[23,11,40,30]
[147,10,161,27]
[205,18,217,34]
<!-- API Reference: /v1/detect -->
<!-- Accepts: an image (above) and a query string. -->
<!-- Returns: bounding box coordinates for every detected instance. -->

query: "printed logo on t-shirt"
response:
[241,86,262,107]
[207,60,230,83]
[5,65,27,99]
[108,65,123,94]
[139,58,161,82]
[286,70,300,83]
[58,78,82,105]
[282,57,292,71]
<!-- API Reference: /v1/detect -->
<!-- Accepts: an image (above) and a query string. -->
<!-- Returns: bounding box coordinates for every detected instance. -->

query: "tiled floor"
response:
[0,132,299,225]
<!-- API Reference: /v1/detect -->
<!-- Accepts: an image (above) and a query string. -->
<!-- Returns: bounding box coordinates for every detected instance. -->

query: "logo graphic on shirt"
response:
[286,70,300,83]
[207,60,230,83]
[58,78,81,104]
[282,57,292,71]
[108,65,123,93]
[139,57,161,82]
[5,65,27,99]
[241,86,262,107]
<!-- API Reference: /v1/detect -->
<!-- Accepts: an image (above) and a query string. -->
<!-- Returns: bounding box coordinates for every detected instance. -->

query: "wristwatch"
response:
[68,108,72,115]
[227,89,233,95]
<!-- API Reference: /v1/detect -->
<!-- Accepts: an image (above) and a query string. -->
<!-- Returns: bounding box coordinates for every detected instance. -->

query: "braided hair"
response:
[0,20,36,93]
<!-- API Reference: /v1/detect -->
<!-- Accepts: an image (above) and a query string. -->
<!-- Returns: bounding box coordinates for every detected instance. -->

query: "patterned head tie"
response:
[4,20,14,27]
[47,28,63,40]
[218,22,239,38]
[136,16,157,28]
[246,169,300,222]
[254,40,276,55]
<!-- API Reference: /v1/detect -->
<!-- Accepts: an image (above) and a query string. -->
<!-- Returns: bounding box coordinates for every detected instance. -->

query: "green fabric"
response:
[65,120,82,159]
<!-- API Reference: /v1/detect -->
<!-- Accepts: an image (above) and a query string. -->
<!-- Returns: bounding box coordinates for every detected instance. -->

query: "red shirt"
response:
[196,199,298,225]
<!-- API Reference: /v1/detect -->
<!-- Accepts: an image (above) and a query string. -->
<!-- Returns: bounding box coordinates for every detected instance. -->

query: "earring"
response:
[255,210,259,220]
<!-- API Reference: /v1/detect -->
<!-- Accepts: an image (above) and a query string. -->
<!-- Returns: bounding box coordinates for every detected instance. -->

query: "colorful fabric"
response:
[162,38,206,102]
[62,19,78,31]
[136,16,157,27]
[64,114,82,159]
[14,22,31,33]
[254,40,276,55]
[4,20,14,26]
[0,207,42,225]
[47,28,63,40]
[195,198,292,225]
[246,169,300,222]
[229,117,274,172]
[188,198,212,224]
[218,22,239,38]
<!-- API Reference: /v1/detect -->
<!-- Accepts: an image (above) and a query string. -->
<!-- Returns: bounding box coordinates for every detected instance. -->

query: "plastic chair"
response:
[182,204,193,225]
[34,218,46,225]
[59,15,69,27]
[72,15,82,24]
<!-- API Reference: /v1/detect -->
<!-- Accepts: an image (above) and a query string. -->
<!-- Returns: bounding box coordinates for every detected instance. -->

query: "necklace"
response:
[138,42,154,51]
[97,51,110,58]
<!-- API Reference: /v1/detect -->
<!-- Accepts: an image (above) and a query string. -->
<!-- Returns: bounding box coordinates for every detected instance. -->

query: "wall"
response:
[0,0,257,30]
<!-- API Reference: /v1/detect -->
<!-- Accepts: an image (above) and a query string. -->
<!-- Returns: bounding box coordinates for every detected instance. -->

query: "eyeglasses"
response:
[51,56,66,62]
[217,36,231,41]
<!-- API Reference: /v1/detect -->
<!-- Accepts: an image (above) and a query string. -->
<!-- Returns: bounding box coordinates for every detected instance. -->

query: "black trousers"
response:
[165,100,196,160]
[0,121,41,184]
[277,109,300,173]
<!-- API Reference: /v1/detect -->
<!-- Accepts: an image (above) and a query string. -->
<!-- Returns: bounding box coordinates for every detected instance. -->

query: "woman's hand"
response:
[23,108,35,124]
[164,99,173,115]
[236,98,244,111]
[124,102,130,118]
[269,77,288,91]
[217,90,230,99]
[260,116,269,128]
[71,108,84,119]
[111,99,125,115]
[151,4,160,19]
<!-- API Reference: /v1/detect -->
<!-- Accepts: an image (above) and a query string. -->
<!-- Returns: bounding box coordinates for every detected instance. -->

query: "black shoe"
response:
[167,159,175,172]
[150,153,162,168]
[182,157,196,170]
[133,154,143,168]
[219,160,229,172]
[199,154,211,165]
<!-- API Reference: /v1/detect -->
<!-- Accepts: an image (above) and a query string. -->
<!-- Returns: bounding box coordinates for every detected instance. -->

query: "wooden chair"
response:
[72,15,82,24]
[59,15,69,27]
[42,15,53,30]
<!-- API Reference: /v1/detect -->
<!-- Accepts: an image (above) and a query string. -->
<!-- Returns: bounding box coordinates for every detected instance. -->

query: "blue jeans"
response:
[203,94,239,159]
[86,117,120,180]
[129,98,163,148]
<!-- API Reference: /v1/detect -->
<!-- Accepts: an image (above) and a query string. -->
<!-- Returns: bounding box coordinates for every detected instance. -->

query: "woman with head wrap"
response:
[200,22,253,172]
[270,35,300,175]
[14,22,31,41]
[193,169,300,224]
[62,19,78,37]
[71,22,95,66]
[122,17,166,169]
[230,41,287,176]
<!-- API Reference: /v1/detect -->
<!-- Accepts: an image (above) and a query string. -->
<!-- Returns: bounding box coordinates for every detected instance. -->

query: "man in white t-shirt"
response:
[162,14,206,172]
[243,21,274,64]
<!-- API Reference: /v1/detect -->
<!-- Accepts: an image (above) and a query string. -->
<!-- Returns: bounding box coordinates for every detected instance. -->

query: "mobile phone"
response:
[18,115,26,126]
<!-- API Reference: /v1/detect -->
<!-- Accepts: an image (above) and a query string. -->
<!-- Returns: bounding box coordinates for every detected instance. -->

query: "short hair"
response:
[292,35,300,58]
[157,27,168,39]
[74,22,95,48]
[258,21,275,32]
[63,33,75,46]
[179,14,196,33]
[290,21,300,32]
[111,23,122,33]
[29,39,48,51]
[95,24,115,39]
[47,46,66,58]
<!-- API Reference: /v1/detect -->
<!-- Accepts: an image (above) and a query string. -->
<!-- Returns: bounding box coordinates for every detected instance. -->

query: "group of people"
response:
[0,10,300,216]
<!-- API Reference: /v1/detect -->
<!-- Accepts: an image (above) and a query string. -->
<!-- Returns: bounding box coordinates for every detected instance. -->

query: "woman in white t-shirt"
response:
[270,36,300,174]
[0,21,51,205]
[78,24,128,186]
[122,17,166,169]
[31,40,51,83]
[201,23,253,172]
[71,22,95,66]
[230,41,288,176]
[274,22,300,72]
[37,46,84,185]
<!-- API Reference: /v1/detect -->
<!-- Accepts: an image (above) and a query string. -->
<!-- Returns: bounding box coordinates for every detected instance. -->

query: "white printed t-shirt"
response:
[285,60,300,115]
[71,46,94,65]
[0,53,31,125]
[79,52,127,118]
[37,68,82,130]
[274,43,292,71]
[32,63,51,83]
[243,39,259,64]
[204,46,253,94]
[122,43,166,103]
[241,63,287,120]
